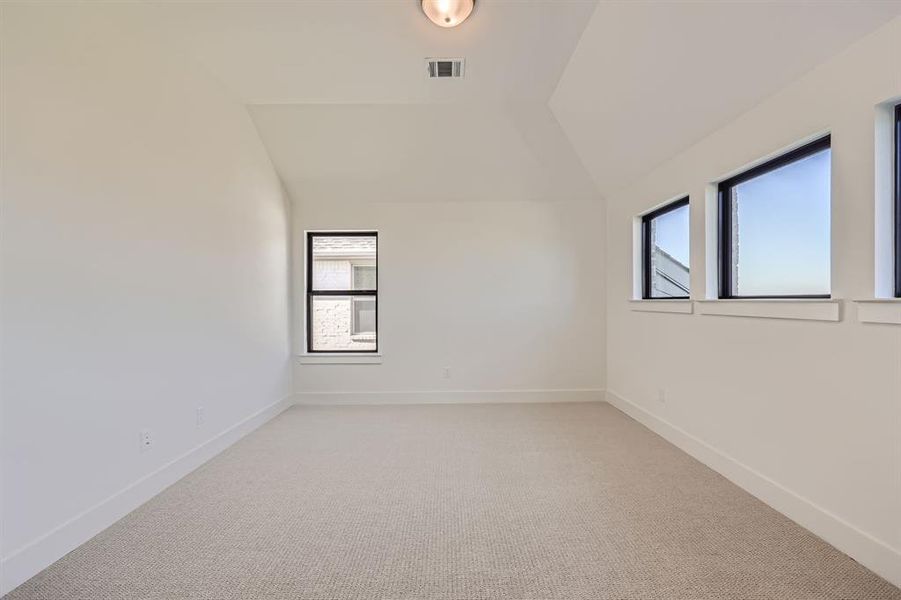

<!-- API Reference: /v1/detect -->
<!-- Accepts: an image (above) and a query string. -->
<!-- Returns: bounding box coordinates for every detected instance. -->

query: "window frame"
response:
[641,196,690,300]
[894,104,901,297]
[717,135,832,300]
[306,231,378,354]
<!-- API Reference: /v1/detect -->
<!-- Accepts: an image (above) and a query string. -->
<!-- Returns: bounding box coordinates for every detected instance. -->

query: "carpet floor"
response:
[5,402,899,600]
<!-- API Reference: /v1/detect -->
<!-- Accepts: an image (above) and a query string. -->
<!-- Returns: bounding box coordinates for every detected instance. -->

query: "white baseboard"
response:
[0,395,294,597]
[293,388,606,406]
[15,389,892,593]
[605,389,901,590]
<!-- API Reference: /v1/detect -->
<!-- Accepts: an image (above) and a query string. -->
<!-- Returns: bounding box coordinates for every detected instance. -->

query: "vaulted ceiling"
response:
[550,1,901,195]
[250,103,599,205]
[142,0,596,104]
[142,0,901,198]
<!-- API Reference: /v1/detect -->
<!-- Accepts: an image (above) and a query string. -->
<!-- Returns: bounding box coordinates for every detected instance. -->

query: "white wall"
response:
[292,198,603,400]
[250,103,605,402]
[602,18,901,586]
[0,3,291,592]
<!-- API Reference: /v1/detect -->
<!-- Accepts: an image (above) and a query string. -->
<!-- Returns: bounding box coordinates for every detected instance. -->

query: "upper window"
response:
[642,197,690,299]
[894,104,901,297]
[307,232,378,353]
[718,136,831,299]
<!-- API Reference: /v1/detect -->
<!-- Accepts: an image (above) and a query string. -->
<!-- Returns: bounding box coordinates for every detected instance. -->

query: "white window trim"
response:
[873,99,900,299]
[695,299,841,322]
[629,300,693,314]
[297,353,383,365]
[853,299,901,325]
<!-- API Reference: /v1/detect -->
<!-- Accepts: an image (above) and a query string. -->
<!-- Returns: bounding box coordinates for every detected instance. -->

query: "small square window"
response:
[641,198,690,299]
[718,136,831,299]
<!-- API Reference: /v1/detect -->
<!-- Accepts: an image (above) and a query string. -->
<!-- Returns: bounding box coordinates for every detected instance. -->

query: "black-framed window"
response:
[306,231,378,353]
[718,136,831,299]
[641,197,690,299]
[894,104,901,297]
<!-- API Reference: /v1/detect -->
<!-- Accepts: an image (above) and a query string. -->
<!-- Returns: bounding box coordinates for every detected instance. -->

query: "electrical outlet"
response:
[196,406,205,428]
[657,389,666,404]
[140,429,153,452]
[442,367,451,379]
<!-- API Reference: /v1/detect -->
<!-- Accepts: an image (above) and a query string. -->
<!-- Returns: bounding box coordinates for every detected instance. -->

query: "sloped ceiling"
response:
[550,1,901,196]
[140,0,901,201]
[141,0,597,104]
[140,0,602,204]
[250,103,599,205]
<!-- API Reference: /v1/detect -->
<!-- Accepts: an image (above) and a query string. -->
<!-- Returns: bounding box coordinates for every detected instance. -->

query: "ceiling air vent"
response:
[426,58,464,79]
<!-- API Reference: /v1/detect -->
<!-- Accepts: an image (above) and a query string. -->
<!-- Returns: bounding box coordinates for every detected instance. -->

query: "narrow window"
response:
[307,232,378,353]
[718,136,831,298]
[894,104,901,297]
[642,197,690,299]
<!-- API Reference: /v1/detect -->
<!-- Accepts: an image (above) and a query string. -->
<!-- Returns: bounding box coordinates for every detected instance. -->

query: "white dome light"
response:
[421,0,474,28]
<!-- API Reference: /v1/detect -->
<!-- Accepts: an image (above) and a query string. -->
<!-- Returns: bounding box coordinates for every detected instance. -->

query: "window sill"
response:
[297,354,382,365]
[853,299,901,325]
[629,299,693,314]
[695,299,840,322]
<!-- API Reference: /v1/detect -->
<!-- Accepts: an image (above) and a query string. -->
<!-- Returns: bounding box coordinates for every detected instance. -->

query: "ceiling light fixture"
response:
[421,0,474,28]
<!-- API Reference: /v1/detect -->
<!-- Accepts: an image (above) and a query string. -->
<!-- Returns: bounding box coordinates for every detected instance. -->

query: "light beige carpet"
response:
[5,402,899,600]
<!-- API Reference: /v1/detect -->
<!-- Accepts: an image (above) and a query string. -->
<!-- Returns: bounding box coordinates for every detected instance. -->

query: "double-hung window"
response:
[306,232,378,353]
[641,197,690,299]
[718,136,831,298]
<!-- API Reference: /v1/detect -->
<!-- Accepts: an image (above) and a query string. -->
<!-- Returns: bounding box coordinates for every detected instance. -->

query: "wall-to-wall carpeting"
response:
[6,402,898,600]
